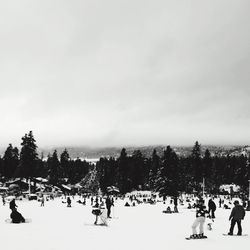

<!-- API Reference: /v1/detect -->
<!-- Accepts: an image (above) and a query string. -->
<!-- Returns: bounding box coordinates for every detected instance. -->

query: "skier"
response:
[228,200,245,235]
[189,199,208,239]
[208,198,216,219]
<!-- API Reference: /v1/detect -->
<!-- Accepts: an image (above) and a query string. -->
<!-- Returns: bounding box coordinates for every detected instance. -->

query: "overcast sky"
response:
[0,0,250,148]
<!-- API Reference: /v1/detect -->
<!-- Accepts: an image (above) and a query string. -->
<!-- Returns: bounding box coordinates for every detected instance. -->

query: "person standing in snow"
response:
[105,195,113,218]
[228,200,245,235]
[67,197,71,207]
[208,198,216,219]
[174,196,178,213]
[40,195,45,207]
[2,195,6,206]
[189,199,208,239]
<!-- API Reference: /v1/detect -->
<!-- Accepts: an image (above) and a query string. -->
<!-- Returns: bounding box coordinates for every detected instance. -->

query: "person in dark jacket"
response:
[228,200,245,235]
[10,208,25,223]
[105,195,113,218]
[67,197,71,207]
[208,198,216,219]
[9,199,17,211]
[174,196,178,213]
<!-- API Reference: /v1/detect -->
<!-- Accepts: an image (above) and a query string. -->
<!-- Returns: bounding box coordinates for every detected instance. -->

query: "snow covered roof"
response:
[35,177,48,183]
[61,184,71,190]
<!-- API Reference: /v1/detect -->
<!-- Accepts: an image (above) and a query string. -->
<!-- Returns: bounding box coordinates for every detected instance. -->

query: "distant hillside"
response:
[38,145,249,159]
[1,145,249,160]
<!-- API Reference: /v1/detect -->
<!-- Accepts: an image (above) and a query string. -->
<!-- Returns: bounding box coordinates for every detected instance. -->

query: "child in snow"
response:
[189,199,208,239]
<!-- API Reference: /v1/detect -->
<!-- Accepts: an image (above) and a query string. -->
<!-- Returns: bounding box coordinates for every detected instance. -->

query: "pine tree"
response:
[203,149,212,178]
[48,150,61,185]
[3,144,19,178]
[191,141,203,190]
[131,150,146,190]
[156,146,179,197]
[60,149,70,179]
[117,148,131,193]
[19,131,38,179]
[149,149,160,189]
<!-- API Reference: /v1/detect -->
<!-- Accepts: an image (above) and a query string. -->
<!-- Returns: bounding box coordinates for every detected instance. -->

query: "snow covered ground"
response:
[0,197,249,250]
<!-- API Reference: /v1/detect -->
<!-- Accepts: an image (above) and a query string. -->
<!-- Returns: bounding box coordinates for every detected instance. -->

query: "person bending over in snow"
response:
[10,208,25,223]
[228,200,245,235]
[92,205,108,226]
[190,199,208,239]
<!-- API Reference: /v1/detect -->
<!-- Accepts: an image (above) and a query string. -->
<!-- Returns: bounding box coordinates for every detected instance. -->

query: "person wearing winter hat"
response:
[189,199,208,239]
[228,200,245,235]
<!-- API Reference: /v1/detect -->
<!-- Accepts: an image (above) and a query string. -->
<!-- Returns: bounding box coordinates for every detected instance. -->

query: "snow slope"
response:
[0,197,249,250]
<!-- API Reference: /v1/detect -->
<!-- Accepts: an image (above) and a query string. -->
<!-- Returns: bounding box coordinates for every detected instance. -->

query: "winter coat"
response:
[105,197,113,208]
[229,205,245,220]
[10,209,25,223]
[196,204,207,218]
[208,199,216,210]
[174,197,178,206]
[9,200,17,210]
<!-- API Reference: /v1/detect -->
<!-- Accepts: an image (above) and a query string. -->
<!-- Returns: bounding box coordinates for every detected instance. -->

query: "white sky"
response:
[0,0,250,148]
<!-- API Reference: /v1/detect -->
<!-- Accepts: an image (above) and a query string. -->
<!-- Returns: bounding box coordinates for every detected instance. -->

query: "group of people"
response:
[92,195,114,226]
[2,193,247,236]
[189,198,246,239]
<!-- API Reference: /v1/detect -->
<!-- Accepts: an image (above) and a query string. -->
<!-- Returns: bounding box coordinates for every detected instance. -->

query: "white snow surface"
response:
[0,197,249,250]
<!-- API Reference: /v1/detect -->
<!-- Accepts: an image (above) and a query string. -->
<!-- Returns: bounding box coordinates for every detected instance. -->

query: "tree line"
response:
[97,141,250,196]
[0,132,249,196]
[0,131,91,185]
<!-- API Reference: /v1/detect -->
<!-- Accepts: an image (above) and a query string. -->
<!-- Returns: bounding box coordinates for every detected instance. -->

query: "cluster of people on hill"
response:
[1,191,247,238]
[91,194,114,226]
[188,196,246,239]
